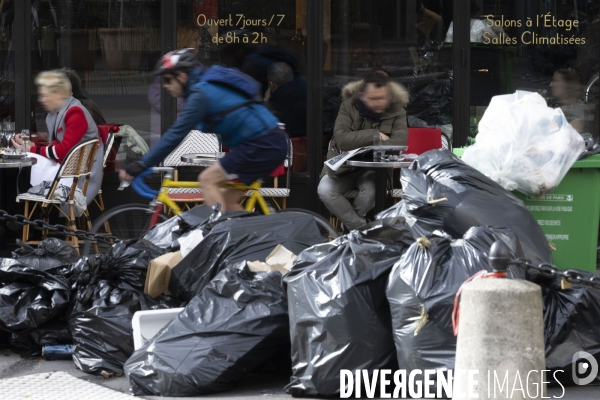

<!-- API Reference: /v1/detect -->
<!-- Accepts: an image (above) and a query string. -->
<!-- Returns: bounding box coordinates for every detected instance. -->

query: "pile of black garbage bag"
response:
[283,149,600,396]
[0,204,335,396]
[2,152,600,395]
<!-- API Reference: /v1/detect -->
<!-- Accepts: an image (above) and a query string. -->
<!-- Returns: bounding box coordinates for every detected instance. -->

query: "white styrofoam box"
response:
[132,308,184,350]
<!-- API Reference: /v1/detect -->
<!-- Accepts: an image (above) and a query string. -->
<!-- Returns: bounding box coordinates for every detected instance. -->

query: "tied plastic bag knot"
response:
[417,236,432,248]
[427,197,448,206]
[12,238,79,271]
[414,305,428,336]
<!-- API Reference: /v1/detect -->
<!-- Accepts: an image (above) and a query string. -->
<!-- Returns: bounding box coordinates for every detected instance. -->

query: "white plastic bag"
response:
[469,19,499,42]
[462,91,585,197]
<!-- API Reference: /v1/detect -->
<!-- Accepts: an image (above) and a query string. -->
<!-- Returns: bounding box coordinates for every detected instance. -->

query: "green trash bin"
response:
[453,149,600,272]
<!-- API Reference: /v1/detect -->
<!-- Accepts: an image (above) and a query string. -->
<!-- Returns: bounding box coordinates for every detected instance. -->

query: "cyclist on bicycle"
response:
[119,48,288,211]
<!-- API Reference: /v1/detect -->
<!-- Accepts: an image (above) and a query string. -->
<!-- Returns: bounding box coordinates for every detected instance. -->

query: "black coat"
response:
[267,77,307,138]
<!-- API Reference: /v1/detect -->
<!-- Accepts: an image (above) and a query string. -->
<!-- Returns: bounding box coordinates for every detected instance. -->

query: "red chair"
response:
[406,127,443,155]
[390,127,444,202]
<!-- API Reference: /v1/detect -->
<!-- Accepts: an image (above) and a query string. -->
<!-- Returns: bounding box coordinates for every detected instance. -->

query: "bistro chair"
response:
[162,130,221,210]
[91,127,117,215]
[16,139,99,253]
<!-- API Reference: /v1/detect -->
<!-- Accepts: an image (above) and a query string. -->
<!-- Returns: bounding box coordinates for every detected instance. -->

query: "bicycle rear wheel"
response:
[277,208,340,242]
[82,204,168,257]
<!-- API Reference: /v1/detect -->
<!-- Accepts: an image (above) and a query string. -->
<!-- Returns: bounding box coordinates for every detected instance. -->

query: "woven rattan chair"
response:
[91,129,116,214]
[17,139,99,252]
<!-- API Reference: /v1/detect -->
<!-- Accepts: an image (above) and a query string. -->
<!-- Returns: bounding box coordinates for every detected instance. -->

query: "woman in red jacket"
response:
[12,70,104,203]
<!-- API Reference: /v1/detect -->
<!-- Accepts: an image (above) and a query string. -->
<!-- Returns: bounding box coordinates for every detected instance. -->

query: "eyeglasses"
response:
[163,76,172,84]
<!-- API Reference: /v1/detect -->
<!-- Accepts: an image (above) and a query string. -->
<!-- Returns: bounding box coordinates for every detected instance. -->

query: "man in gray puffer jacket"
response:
[318,73,408,231]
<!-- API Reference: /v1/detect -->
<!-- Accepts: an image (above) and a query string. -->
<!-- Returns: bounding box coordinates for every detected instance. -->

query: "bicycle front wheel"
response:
[277,208,340,242]
[82,204,168,257]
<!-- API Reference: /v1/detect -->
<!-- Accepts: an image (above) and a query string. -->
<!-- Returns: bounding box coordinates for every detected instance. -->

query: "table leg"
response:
[375,168,388,212]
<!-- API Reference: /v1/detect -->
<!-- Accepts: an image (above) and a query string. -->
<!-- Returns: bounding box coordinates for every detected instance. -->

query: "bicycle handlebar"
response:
[130,169,160,199]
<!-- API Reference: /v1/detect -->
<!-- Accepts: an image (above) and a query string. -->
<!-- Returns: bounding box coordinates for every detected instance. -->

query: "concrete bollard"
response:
[453,242,546,400]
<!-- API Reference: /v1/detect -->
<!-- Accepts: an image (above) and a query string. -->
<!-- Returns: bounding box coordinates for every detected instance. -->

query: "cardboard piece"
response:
[144,251,183,298]
[247,244,296,276]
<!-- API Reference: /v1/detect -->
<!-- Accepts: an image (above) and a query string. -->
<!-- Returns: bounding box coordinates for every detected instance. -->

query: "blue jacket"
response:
[141,67,279,167]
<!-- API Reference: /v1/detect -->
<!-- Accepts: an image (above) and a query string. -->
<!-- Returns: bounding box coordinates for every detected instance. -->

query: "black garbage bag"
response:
[170,211,324,302]
[284,218,414,397]
[71,285,140,373]
[69,241,179,374]
[73,240,163,295]
[542,274,600,384]
[124,265,289,396]
[0,259,70,332]
[12,238,79,271]
[378,150,553,264]
[70,283,181,374]
[142,205,254,250]
[177,204,222,231]
[141,216,181,250]
[9,318,72,357]
[385,227,527,392]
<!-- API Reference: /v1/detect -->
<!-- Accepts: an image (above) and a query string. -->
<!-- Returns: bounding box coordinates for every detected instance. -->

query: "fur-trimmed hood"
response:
[341,79,409,108]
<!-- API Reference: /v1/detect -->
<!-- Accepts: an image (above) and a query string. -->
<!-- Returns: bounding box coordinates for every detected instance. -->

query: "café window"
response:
[29,0,162,146]
[0,0,15,127]
[466,0,599,141]
[174,0,308,171]
[322,0,455,145]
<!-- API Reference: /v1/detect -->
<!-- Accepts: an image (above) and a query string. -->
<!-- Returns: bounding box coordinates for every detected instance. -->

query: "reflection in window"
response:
[468,0,599,141]
[176,0,309,171]
[323,0,454,141]
[0,0,15,123]
[30,0,162,146]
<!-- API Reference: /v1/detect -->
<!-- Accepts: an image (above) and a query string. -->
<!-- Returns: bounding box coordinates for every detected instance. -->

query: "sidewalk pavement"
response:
[0,349,598,399]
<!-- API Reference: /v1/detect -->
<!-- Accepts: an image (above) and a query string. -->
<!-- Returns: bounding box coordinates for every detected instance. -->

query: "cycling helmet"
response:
[153,48,198,76]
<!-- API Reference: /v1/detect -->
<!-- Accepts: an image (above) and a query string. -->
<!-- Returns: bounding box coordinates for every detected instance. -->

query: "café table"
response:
[346,159,412,211]
[0,156,38,169]
[0,156,37,242]
[181,152,225,166]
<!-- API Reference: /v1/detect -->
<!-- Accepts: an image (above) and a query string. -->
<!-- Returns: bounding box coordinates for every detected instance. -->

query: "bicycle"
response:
[82,166,339,256]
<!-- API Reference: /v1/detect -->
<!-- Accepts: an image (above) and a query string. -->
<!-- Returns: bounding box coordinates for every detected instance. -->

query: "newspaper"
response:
[324,147,372,171]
